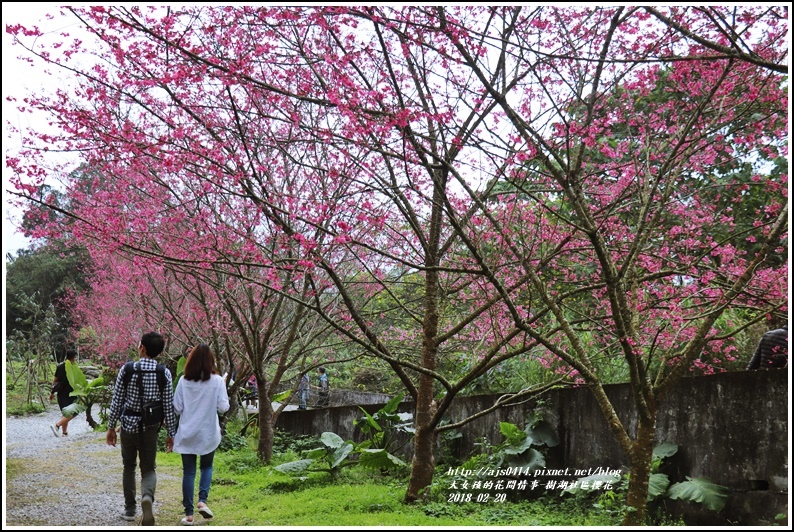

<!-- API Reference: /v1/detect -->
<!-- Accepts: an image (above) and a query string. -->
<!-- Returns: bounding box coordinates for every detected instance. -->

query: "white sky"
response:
[2,2,69,257]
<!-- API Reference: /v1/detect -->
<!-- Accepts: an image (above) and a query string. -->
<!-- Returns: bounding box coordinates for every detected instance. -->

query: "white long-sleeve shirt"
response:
[173,374,230,456]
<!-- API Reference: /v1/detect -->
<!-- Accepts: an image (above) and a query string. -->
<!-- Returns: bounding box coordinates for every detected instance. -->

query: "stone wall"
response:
[274,369,789,525]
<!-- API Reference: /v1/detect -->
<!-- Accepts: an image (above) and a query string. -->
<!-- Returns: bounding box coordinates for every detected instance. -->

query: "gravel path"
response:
[5,404,184,527]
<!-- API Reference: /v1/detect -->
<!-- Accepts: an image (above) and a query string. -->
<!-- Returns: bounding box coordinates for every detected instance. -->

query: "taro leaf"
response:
[274,459,314,474]
[174,356,187,389]
[356,407,381,433]
[320,431,345,450]
[306,448,326,460]
[381,392,404,414]
[61,402,87,418]
[65,361,88,392]
[652,442,678,460]
[667,477,729,512]
[358,449,408,470]
[647,473,670,501]
[506,447,545,471]
[86,375,109,389]
[330,442,354,468]
[500,421,526,445]
[525,419,560,448]
[504,436,533,455]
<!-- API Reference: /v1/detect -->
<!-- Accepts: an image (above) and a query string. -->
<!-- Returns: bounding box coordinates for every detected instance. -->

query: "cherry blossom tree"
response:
[7,6,787,524]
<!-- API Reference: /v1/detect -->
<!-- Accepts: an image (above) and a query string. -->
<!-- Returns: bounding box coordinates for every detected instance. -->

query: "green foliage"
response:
[173,356,186,391]
[493,413,559,471]
[223,449,269,474]
[563,442,729,522]
[5,244,91,343]
[161,442,627,526]
[274,431,407,480]
[219,431,248,452]
[272,429,320,455]
[666,477,730,513]
[354,392,414,454]
[63,361,112,425]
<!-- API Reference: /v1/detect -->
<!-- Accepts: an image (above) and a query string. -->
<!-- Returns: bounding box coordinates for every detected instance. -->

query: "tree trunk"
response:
[622,412,657,526]
[404,191,442,502]
[84,403,98,429]
[257,391,274,463]
[404,398,437,502]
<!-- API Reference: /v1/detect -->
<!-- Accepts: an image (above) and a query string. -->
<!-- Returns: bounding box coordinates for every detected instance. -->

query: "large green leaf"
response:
[525,420,560,448]
[65,361,88,392]
[356,407,381,433]
[506,447,545,470]
[647,473,670,501]
[85,375,109,390]
[504,436,533,455]
[652,442,678,460]
[667,477,729,512]
[320,431,345,449]
[305,448,326,460]
[272,390,291,403]
[381,392,404,414]
[330,442,354,468]
[499,421,526,446]
[61,402,86,418]
[274,459,314,474]
[174,356,187,389]
[357,449,408,470]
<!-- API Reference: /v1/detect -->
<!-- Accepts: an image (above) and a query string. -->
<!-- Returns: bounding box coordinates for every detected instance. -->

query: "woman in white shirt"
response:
[173,344,230,525]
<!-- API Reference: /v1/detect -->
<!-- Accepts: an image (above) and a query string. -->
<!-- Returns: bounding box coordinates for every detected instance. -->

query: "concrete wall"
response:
[274,369,788,525]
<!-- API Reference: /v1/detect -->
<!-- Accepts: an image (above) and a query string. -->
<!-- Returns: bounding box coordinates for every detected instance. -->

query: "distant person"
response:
[747,324,788,370]
[49,349,78,437]
[316,367,330,407]
[244,374,258,406]
[297,373,310,410]
[106,331,177,526]
[173,344,230,526]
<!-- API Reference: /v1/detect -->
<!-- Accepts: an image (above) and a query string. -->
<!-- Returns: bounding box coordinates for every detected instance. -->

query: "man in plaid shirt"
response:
[106,332,177,525]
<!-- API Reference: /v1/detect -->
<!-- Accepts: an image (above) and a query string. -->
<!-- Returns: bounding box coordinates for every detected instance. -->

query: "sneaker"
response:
[50,425,59,438]
[197,502,213,519]
[141,495,155,526]
[181,516,194,526]
[120,512,136,522]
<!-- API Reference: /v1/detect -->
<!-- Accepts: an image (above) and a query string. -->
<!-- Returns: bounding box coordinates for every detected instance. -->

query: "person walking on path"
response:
[49,348,79,436]
[106,331,177,526]
[316,366,330,407]
[172,344,230,526]
[297,373,310,410]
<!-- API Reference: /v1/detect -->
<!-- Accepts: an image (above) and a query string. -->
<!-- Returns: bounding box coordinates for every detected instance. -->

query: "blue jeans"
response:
[299,389,308,408]
[181,452,215,516]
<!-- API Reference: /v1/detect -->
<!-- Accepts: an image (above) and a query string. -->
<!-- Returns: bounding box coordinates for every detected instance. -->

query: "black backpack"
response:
[122,361,168,428]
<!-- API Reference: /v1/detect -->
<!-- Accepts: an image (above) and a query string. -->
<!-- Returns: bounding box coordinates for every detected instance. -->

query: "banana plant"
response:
[62,360,111,428]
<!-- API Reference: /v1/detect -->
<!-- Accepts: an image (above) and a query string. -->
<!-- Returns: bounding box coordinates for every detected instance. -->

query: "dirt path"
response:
[4,405,186,527]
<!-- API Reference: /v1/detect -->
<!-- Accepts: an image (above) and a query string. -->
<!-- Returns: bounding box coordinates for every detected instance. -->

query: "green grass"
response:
[151,438,622,527]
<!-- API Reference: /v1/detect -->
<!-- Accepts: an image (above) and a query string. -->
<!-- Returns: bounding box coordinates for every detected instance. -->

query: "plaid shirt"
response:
[107,358,177,437]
